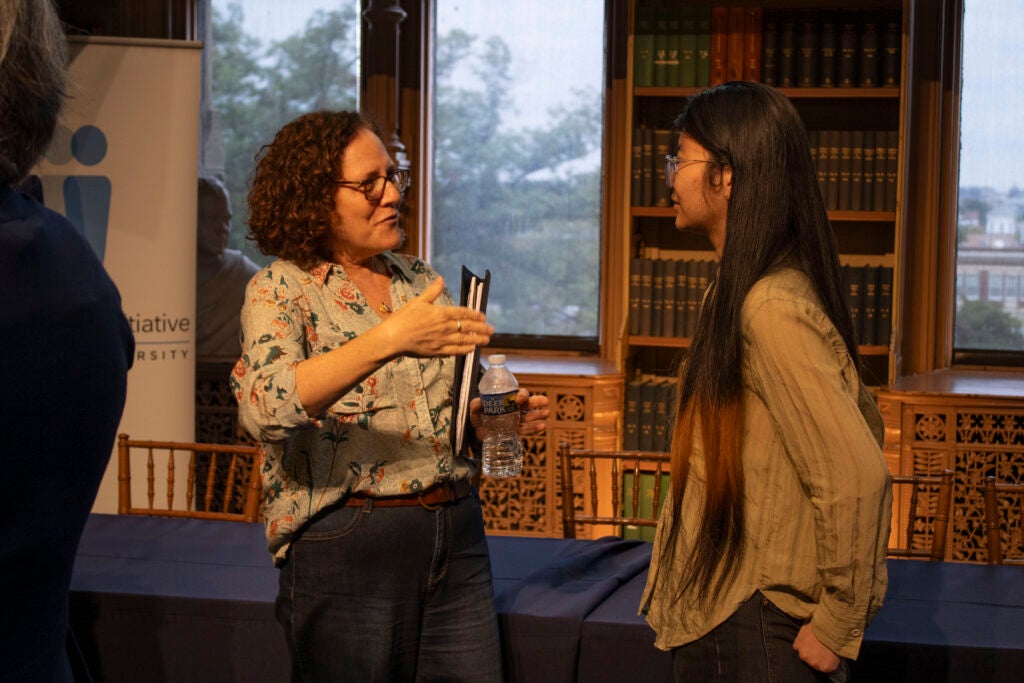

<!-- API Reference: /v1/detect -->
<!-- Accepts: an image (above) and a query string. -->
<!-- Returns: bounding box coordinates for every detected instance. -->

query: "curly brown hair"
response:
[247,111,380,269]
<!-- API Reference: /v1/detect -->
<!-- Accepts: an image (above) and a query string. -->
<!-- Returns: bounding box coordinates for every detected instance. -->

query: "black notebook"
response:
[451,266,490,456]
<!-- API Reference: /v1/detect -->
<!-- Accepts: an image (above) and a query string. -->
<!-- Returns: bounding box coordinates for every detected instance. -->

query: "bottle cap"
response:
[487,354,506,365]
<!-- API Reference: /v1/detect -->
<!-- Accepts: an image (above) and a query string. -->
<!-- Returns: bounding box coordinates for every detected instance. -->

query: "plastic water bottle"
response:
[479,354,524,478]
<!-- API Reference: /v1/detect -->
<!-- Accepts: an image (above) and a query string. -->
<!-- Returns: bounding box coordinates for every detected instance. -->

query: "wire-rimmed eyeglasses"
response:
[664,155,724,187]
[335,168,411,203]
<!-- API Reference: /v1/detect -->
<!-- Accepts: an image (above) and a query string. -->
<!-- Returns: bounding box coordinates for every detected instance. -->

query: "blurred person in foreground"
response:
[640,81,891,682]
[0,1,134,681]
[230,110,549,682]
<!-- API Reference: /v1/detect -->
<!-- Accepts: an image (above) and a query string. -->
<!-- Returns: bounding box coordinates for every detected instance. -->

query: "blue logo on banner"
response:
[54,125,112,261]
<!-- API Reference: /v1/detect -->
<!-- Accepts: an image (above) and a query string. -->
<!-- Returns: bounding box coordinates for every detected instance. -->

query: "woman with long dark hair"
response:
[640,81,891,681]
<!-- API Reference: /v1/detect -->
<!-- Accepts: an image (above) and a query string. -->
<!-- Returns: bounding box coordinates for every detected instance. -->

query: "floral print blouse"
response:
[230,252,469,564]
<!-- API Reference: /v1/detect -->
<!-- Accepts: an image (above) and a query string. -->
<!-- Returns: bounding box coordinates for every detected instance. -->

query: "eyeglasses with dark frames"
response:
[664,155,724,187]
[335,168,412,203]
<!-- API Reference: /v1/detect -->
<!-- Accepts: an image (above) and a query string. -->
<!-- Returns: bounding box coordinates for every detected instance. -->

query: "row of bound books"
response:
[631,128,899,210]
[629,257,718,338]
[629,258,893,347]
[811,130,898,213]
[624,375,676,455]
[844,263,894,347]
[634,5,900,89]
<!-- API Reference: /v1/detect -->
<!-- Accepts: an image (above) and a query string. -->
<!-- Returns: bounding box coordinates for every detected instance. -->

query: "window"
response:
[428,1,605,350]
[953,0,1024,356]
[201,0,361,265]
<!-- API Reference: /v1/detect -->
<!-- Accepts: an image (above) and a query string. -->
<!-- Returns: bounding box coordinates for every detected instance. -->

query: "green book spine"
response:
[881,10,901,87]
[778,13,796,87]
[629,257,643,336]
[859,11,881,87]
[641,128,653,207]
[819,11,838,87]
[684,258,699,338]
[877,265,893,346]
[661,259,677,338]
[873,131,886,211]
[665,7,681,86]
[675,259,688,338]
[631,128,643,206]
[624,379,643,452]
[797,10,818,87]
[838,12,859,88]
[850,130,864,211]
[761,9,778,86]
[651,258,664,341]
[862,130,876,210]
[638,379,656,452]
[653,128,672,208]
[885,130,898,212]
[639,258,654,336]
[695,7,711,87]
[838,130,852,211]
[826,130,840,211]
[844,264,865,344]
[679,7,698,87]
[653,6,669,87]
[862,265,879,346]
[634,5,655,87]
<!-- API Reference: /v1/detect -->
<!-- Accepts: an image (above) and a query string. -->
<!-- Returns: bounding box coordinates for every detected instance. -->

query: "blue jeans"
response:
[672,591,845,682]
[276,489,503,683]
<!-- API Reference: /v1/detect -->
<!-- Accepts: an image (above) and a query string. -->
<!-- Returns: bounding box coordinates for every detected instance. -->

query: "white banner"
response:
[34,37,202,513]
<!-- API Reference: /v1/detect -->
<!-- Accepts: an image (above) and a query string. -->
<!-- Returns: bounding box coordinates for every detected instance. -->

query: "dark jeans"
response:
[672,591,847,683]
[276,489,502,683]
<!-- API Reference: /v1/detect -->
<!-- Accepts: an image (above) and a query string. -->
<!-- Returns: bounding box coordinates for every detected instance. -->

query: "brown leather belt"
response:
[343,478,473,510]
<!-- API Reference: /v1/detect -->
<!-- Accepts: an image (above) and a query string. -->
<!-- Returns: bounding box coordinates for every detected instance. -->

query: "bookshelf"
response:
[614,0,911,447]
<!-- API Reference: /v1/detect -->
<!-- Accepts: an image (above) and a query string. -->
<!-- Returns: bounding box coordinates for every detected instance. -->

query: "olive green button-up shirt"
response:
[641,267,892,660]
[231,252,470,564]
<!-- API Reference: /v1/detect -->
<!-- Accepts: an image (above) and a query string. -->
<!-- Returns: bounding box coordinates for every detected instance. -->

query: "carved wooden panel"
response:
[879,381,1024,562]
[479,361,624,537]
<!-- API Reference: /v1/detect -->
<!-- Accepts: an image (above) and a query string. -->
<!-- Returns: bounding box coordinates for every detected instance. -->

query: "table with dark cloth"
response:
[70,514,1024,682]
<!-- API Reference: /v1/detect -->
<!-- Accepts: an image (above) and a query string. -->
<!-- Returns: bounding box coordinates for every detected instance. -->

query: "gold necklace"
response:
[372,256,392,314]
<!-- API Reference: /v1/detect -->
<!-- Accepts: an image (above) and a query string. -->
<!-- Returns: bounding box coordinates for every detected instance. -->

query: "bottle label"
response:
[481,390,518,416]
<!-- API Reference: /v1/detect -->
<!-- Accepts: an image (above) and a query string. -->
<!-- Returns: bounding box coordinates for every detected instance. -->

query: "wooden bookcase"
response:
[610,0,913,415]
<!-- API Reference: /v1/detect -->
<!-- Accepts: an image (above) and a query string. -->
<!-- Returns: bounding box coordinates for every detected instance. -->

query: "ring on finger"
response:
[456,319,463,333]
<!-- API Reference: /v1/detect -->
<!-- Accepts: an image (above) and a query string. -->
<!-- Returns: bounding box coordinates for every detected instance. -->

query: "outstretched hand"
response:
[383,277,493,357]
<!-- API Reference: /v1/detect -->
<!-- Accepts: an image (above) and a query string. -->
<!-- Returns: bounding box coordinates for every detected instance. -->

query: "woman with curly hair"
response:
[231,110,549,682]
[640,82,891,682]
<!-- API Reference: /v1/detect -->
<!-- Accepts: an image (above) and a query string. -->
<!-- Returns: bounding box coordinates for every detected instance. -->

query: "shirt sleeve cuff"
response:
[811,598,869,660]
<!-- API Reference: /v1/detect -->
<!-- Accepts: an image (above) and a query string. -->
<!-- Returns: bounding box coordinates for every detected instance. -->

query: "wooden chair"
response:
[117,433,263,523]
[887,469,954,561]
[558,441,671,539]
[983,476,1024,565]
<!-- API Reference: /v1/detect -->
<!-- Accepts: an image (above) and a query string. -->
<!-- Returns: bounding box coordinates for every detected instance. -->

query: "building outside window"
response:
[428,0,606,350]
[954,0,1024,354]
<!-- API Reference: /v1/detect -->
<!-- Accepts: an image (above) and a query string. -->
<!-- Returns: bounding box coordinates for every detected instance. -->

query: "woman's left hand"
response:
[470,389,550,437]
[793,622,841,674]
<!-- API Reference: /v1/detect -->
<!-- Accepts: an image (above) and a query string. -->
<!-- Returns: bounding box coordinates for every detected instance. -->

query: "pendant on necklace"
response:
[379,302,392,314]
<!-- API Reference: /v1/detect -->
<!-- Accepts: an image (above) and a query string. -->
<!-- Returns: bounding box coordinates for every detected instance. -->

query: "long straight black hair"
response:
[667,81,860,603]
